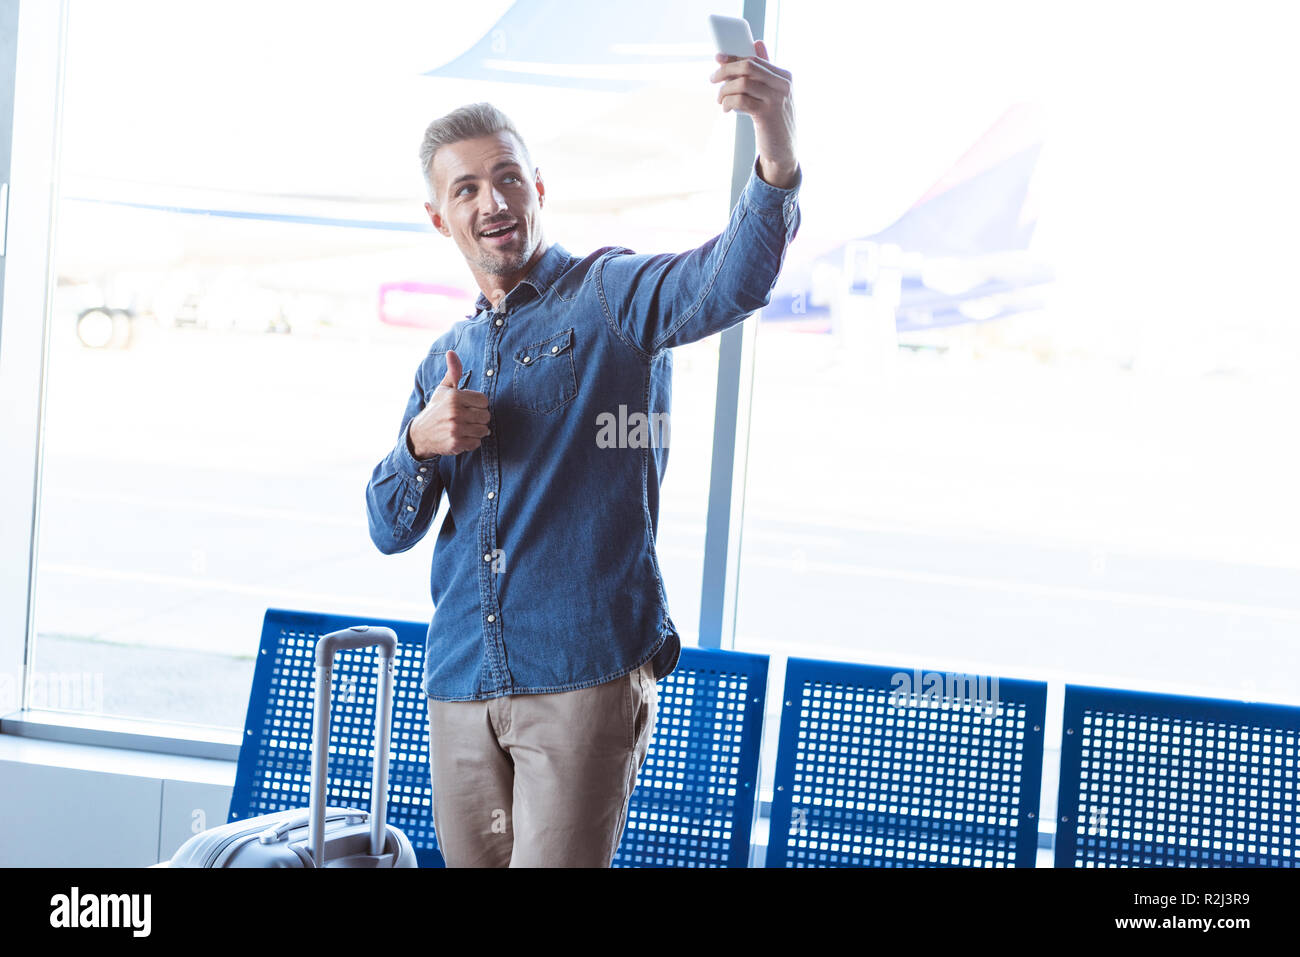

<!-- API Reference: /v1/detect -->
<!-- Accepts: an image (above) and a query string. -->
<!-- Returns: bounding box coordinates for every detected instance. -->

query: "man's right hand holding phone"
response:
[407,349,491,458]
[710,37,797,190]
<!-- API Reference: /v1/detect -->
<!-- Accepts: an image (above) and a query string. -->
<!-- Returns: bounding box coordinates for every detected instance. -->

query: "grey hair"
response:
[419,102,534,208]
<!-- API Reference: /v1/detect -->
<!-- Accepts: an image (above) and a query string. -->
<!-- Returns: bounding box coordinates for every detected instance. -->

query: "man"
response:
[365,39,800,867]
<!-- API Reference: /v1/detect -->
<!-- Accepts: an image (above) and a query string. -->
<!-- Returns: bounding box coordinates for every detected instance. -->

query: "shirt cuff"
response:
[743,156,802,231]
[398,420,440,478]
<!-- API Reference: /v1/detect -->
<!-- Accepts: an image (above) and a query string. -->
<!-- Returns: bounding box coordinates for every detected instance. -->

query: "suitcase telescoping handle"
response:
[308,625,398,867]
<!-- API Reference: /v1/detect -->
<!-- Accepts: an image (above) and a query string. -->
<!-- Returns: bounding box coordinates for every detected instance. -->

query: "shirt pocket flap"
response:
[515,327,573,366]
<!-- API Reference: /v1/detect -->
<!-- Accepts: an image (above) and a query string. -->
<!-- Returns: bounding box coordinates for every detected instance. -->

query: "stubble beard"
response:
[474,225,532,278]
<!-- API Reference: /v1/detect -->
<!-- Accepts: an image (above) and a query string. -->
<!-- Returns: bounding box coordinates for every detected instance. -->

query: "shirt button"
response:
[406,506,415,512]
[416,476,423,483]
[495,318,503,326]
[483,553,492,562]
[487,491,495,499]
[551,345,558,353]
[522,356,530,363]
[419,467,427,473]
[486,369,494,376]
[487,614,495,623]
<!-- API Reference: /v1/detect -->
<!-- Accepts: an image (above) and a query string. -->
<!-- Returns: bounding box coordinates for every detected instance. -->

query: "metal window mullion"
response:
[0,0,66,721]
[697,0,767,651]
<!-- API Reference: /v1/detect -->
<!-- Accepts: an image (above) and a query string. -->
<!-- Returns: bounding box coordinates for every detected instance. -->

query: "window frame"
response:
[0,0,769,756]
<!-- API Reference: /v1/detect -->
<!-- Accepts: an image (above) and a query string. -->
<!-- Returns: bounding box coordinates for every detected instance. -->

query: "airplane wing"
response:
[424,0,719,93]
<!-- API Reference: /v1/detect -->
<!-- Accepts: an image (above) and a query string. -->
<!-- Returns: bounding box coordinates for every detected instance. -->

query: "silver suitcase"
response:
[166,625,418,868]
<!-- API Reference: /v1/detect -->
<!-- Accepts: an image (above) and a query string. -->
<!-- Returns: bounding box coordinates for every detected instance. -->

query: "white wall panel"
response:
[0,759,160,866]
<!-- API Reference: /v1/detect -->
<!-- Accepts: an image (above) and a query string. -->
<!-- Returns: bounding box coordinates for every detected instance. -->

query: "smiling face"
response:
[424,131,546,299]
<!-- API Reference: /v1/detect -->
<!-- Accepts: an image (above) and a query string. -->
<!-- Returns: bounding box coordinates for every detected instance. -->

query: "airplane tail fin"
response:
[871,102,1047,256]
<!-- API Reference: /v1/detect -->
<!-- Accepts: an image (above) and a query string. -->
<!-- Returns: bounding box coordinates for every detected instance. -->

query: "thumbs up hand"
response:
[440,348,463,390]
[406,349,492,458]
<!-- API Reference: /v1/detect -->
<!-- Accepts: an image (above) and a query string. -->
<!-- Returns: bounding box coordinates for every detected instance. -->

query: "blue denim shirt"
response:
[366,157,801,701]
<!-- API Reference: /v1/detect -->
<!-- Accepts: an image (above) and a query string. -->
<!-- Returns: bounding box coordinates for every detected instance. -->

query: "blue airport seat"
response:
[231,608,769,867]
[612,647,769,868]
[228,608,446,867]
[1055,685,1300,868]
[766,657,1047,867]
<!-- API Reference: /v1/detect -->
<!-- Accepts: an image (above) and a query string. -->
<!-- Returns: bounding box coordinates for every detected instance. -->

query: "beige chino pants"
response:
[425,660,657,867]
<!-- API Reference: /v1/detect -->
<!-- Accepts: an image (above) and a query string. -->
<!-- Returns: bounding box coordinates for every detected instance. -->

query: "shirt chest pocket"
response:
[512,327,577,414]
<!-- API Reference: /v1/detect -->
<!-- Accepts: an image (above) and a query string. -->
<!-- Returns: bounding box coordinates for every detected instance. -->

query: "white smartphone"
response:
[709,14,755,59]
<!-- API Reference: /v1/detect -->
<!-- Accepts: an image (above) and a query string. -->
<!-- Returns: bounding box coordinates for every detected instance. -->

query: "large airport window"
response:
[737,0,1300,828]
[32,0,741,729]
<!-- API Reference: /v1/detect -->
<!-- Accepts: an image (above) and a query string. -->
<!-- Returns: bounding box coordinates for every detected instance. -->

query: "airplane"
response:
[368,102,1054,346]
[419,1,1055,346]
[52,0,1050,354]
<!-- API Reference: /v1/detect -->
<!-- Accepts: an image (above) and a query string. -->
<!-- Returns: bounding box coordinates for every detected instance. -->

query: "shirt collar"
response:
[469,241,571,316]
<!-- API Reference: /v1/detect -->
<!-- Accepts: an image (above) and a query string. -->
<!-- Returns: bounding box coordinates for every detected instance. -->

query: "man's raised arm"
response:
[597,38,802,355]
